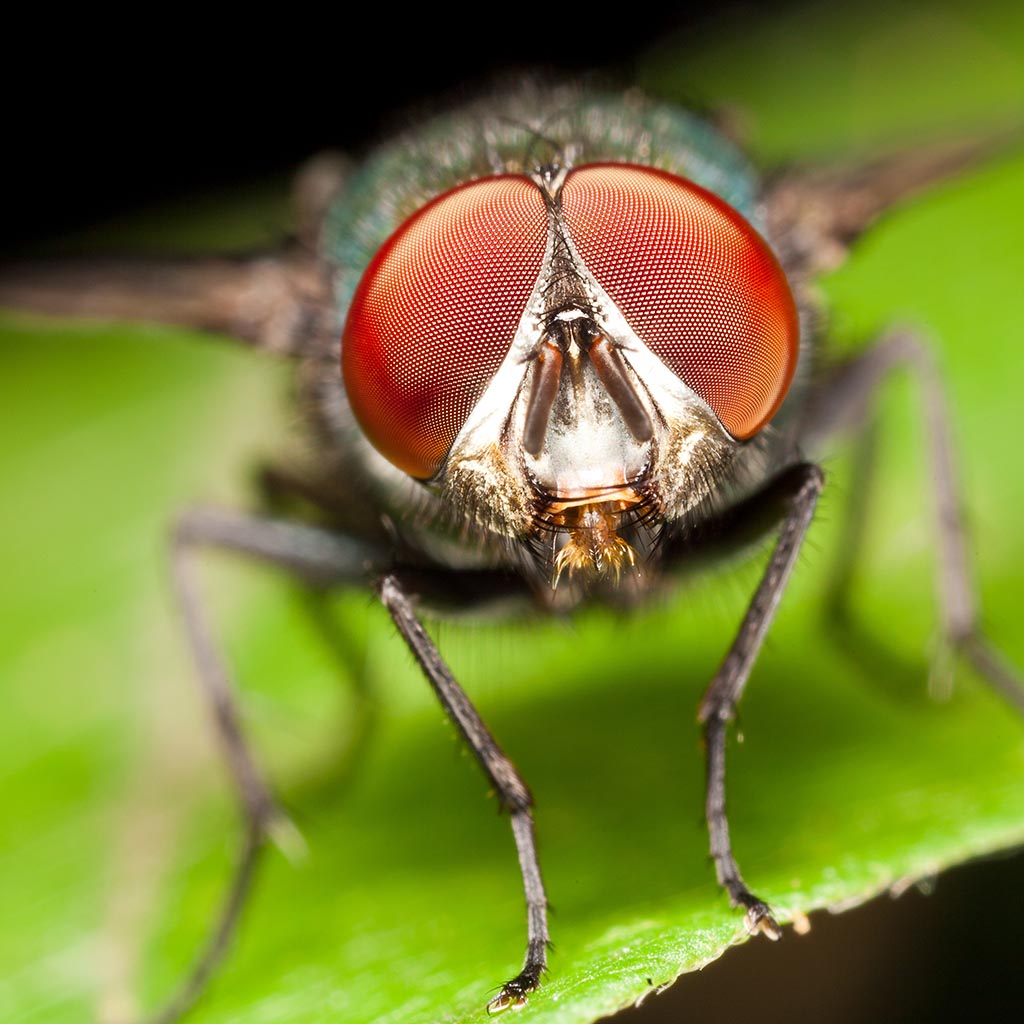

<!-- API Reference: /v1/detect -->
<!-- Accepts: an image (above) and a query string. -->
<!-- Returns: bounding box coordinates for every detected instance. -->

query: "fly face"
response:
[337,100,799,594]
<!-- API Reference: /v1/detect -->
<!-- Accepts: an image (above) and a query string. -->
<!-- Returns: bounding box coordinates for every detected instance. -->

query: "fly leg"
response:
[141,508,379,1024]
[379,573,549,1014]
[698,462,825,938]
[253,464,382,782]
[802,329,1024,713]
[814,412,922,683]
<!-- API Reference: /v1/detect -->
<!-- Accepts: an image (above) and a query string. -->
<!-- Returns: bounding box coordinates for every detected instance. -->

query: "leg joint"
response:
[499,781,534,815]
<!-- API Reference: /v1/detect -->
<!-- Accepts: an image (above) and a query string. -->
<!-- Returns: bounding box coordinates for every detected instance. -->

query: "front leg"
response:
[380,574,550,1014]
[698,462,825,938]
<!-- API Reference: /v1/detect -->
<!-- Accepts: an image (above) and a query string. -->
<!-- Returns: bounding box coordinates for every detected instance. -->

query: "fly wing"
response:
[0,153,347,356]
[763,127,1022,281]
[0,250,326,356]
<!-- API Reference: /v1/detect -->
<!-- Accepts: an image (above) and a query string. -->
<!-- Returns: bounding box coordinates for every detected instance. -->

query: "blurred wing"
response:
[0,250,324,356]
[764,128,1022,279]
[0,153,348,355]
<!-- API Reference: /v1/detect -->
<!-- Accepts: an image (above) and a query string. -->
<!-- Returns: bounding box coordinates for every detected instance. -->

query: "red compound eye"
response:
[342,175,548,478]
[562,164,798,439]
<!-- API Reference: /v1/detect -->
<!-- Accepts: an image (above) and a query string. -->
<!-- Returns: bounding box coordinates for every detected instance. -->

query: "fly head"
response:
[337,93,800,593]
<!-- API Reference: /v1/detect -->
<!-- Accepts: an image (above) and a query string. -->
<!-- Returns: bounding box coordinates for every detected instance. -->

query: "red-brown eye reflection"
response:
[342,176,548,479]
[562,164,799,439]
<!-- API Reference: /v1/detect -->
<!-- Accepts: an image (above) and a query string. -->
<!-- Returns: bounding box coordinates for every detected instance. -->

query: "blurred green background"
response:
[1,3,1022,1023]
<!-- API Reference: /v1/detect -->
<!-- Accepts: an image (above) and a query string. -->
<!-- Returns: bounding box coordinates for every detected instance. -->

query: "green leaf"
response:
[1,3,1022,1023]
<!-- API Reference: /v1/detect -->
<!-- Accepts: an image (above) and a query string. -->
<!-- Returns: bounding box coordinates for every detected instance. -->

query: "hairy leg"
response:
[697,462,825,938]
[148,507,549,1020]
[138,509,374,1024]
[380,573,550,1014]
[802,329,1024,713]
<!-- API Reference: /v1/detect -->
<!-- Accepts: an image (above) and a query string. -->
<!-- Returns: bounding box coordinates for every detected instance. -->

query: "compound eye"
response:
[342,175,548,478]
[562,164,798,438]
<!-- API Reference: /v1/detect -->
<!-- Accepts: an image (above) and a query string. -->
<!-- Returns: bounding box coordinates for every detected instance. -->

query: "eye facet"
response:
[561,164,798,439]
[342,175,548,479]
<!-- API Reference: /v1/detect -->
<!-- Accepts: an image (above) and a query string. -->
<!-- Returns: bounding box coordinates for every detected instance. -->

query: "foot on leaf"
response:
[486,965,543,1014]
[739,893,783,940]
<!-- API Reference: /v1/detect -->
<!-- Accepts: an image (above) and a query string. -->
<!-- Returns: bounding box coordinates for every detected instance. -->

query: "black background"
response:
[8,6,717,248]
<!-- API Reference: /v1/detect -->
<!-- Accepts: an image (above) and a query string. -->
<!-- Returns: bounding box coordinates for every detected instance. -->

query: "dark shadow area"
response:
[610,846,1024,1023]
[6,3,801,249]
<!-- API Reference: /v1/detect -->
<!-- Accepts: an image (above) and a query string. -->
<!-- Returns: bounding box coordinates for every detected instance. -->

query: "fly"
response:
[1,83,1021,1022]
